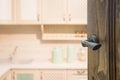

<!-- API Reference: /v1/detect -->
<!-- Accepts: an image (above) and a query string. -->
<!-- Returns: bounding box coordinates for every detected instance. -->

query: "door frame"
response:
[108,0,116,80]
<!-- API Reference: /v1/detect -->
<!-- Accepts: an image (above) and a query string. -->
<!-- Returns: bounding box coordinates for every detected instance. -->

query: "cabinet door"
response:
[13,69,39,80]
[16,0,40,24]
[67,69,87,80]
[42,0,66,24]
[68,0,87,24]
[0,0,14,24]
[41,70,66,80]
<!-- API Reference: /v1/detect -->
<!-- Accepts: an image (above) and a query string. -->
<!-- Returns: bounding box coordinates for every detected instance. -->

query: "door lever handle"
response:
[81,34,101,50]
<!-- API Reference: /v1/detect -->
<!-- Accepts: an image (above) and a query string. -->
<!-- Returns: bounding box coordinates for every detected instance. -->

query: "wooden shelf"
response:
[42,33,87,40]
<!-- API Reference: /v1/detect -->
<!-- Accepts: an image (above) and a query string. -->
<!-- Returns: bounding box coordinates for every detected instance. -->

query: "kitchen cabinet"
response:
[12,69,66,80]
[12,69,39,80]
[68,0,87,24]
[0,70,11,80]
[42,0,87,24]
[0,0,15,24]
[42,0,66,24]
[0,69,87,80]
[41,0,87,40]
[16,0,41,24]
[67,69,87,80]
[41,70,66,80]
[0,0,87,25]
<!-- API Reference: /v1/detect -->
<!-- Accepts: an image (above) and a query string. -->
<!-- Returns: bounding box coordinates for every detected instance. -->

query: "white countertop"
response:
[0,64,11,78]
[0,60,87,77]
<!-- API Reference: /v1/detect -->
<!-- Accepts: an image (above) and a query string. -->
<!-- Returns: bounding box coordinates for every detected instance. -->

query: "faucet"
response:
[9,46,18,61]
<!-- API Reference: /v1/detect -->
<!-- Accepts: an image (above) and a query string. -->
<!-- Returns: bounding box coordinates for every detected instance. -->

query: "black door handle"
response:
[81,34,101,50]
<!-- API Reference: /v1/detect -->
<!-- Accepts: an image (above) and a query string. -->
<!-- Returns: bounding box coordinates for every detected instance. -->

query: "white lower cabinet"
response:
[41,70,66,80]
[9,69,87,80]
[0,70,11,80]
[12,69,40,80]
[12,69,66,80]
[67,69,88,80]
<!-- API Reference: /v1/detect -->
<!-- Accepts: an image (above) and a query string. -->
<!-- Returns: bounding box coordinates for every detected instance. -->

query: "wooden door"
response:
[116,0,120,80]
[88,0,109,80]
[42,0,66,24]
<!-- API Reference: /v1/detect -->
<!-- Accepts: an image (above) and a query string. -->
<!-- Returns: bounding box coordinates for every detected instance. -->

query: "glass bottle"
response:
[67,45,74,63]
[78,48,86,61]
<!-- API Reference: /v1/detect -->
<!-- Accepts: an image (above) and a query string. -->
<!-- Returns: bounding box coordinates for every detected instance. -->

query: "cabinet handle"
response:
[41,72,43,80]
[13,72,15,80]
[63,17,65,21]
[69,14,71,16]
[69,17,71,21]
[63,14,66,21]
[69,14,71,21]
[37,14,40,21]
[77,70,86,75]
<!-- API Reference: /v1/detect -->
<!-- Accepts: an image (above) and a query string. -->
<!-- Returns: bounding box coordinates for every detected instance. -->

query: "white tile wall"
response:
[0,25,87,63]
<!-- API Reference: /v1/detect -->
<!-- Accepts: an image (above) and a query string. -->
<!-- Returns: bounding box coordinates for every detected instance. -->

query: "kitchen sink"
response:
[11,59,34,64]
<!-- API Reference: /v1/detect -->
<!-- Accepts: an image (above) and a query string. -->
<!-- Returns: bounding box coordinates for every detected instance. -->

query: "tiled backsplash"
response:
[0,25,87,63]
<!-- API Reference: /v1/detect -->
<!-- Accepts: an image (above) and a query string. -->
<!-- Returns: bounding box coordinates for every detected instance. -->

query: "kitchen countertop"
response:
[0,60,87,77]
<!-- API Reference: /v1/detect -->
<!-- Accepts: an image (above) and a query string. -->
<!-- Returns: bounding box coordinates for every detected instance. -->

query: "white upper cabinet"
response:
[42,0,66,24]
[0,0,14,24]
[68,0,87,24]
[42,0,87,24]
[16,0,40,24]
[0,0,87,25]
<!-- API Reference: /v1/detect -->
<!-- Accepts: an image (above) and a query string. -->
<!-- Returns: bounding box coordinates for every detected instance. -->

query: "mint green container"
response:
[52,47,63,64]
[67,45,74,63]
